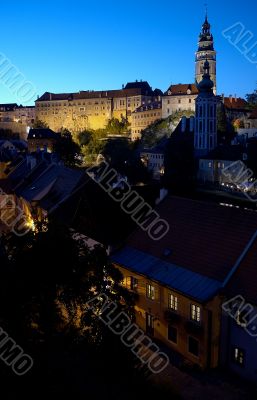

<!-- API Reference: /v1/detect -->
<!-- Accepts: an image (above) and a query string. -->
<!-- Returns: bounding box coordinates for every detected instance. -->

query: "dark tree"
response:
[33,118,49,129]
[54,128,81,167]
[246,87,257,108]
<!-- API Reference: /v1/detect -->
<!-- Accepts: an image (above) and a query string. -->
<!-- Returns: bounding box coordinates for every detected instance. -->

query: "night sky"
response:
[0,0,256,104]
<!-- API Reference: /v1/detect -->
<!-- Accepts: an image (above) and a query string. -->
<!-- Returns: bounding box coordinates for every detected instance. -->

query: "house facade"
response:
[111,196,257,372]
[116,258,221,369]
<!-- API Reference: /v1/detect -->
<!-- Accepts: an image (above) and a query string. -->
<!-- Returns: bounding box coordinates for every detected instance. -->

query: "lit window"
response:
[168,294,178,311]
[130,277,138,291]
[146,283,155,300]
[233,347,245,366]
[191,304,201,323]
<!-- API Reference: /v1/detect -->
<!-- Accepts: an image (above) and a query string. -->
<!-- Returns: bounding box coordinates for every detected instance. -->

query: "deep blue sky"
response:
[0,0,256,104]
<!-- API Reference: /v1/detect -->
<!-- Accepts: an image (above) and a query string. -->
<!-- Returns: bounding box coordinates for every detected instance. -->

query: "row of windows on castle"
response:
[37,98,143,107]
[36,98,147,110]
[166,98,193,104]
[133,111,161,119]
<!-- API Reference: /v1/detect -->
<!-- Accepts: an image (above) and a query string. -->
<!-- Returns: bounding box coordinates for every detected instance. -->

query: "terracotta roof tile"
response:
[165,84,199,96]
[223,97,249,110]
[225,239,257,305]
[126,196,257,283]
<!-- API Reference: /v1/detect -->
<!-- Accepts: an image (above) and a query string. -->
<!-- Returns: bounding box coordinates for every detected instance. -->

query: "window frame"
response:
[190,304,201,323]
[146,283,155,300]
[168,293,178,311]
[232,347,245,367]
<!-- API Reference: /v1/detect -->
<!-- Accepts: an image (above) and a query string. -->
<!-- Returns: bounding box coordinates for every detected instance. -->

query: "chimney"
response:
[122,84,124,89]
[229,95,232,103]
[235,94,237,102]
[181,116,187,132]
[49,93,52,101]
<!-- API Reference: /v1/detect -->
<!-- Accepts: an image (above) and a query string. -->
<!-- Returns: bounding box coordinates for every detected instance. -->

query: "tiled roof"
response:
[36,82,157,102]
[225,238,257,305]
[112,246,221,302]
[124,81,152,91]
[165,84,199,96]
[120,196,257,284]
[223,97,249,110]
[0,103,18,111]
[16,164,84,211]
[133,101,162,113]
[28,128,59,140]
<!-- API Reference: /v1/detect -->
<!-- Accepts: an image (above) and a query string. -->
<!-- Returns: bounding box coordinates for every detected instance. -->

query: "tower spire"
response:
[204,3,208,20]
[195,12,217,95]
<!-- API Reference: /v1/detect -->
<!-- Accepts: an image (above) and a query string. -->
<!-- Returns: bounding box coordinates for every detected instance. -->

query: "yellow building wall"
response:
[117,265,221,369]
[35,94,156,133]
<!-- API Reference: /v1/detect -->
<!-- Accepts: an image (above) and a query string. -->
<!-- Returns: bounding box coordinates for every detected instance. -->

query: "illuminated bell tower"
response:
[194,59,218,157]
[195,14,217,95]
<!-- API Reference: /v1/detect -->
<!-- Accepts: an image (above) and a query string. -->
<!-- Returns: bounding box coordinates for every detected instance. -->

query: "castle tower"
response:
[194,59,218,157]
[195,14,217,95]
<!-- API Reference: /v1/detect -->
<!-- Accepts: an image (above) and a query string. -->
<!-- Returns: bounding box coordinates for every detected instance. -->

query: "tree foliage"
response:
[105,117,130,135]
[0,225,181,398]
[141,111,194,148]
[0,222,135,345]
[76,118,130,165]
[54,128,81,167]
[33,118,49,129]
[246,87,257,108]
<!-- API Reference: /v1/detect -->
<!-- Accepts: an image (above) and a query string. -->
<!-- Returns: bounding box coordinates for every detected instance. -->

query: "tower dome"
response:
[197,60,214,94]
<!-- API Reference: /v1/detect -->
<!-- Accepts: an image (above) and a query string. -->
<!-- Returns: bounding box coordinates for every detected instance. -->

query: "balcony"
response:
[164,309,181,324]
[185,320,204,336]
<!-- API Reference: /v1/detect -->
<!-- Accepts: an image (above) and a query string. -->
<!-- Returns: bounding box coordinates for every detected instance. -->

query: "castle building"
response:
[194,59,218,157]
[131,101,162,141]
[162,84,198,119]
[195,14,217,95]
[0,104,35,139]
[35,82,162,133]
